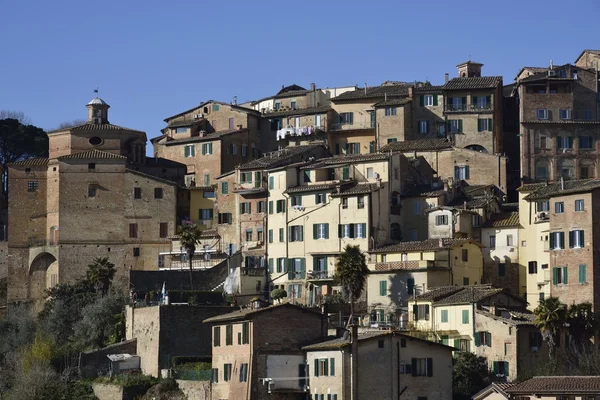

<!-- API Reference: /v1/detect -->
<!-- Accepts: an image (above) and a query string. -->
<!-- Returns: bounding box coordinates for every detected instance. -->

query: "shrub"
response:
[270,288,287,301]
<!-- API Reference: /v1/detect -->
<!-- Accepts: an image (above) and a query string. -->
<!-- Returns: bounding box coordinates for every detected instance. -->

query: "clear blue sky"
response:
[2,0,598,149]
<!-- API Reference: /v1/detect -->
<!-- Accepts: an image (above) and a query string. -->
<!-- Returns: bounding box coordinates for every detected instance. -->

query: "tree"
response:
[86,257,116,296]
[0,110,30,124]
[453,352,494,400]
[567,302,597,344]
[73,292,125,349]
[533,297,567,360]
[334,245,368,326]
[178,224,202,290]
[0,118,48,172]
[53,119,87,130]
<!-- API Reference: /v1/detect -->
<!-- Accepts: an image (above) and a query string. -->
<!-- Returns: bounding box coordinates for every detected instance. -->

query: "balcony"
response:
[330,120,375,131]
[158,251,226,270]
[374,260,443,271]
[445,103,492,113]
[276,125,324,141]
[234,182,265,195]
[307,270,335,280]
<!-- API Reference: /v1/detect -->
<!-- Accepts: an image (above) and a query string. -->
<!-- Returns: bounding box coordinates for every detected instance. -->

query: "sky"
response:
[1,0,598,152]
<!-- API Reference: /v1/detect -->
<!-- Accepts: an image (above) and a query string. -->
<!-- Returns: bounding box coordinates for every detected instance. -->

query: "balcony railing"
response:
[446,103,492,112]
[159,253,227,270]
[28,238,57,247]
[330,121,375,131]
[307,270,335,280]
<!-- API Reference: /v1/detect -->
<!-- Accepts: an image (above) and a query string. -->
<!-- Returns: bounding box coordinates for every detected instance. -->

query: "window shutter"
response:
[461,97,467,106]
[550,233,555,249]
[553,268,558,285]
[335,144,340,155]
[486,332,492,346]
[504,362,509,376]
[563,267,568,284]
[579,264,587,283]
[209,143,213,154]
[425,120,430,133]
[486,95,491,105]
[361,223,367,238]
[488,118,493,130]
[412,304,418,320]
[419,95,424,106]
[433,95,438,106]
[465,166,470,180]
[477,120,482,132]
[323,359,329,376]
[427,358,433,377]
[313,224,318,240]
[453,339,460,350]
[411,358,417,376]
[474,332,481,347]
[369,141,375,153]
[338,224,343,238]
[349,224,355,238]
[313,257,318,272]
[493,361,499,375]
[407,278,415,295]
[268,258,274,273]
[300,258,306,279]
[569,231,574,248]
[314,359,319,377]
[581,230,585,246]
[458,120,463,132]
[324,224,329,239]
[425,304,430,320]
[288,260,294,279]
[268,201,273,214]
[268,230,273,244]
[560,232,565,248]
[323,257,328,271]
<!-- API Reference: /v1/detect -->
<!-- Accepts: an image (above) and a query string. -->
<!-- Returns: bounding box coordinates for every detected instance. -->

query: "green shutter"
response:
[323,359,329,376]
[343,166,349,180]
[329,358,335,376]
[323,257,328,271]
[579,264,587,283]
[268,258,274,273]
[493,361,498,375]
[379,281,386,296]
[504,362,509,376]
[433,95,438,106]
[411,358,417,376]
[369,141,375,153]
[477,119,482,132]
[361,223,367,238]
[269,176,274,189]
[486,332,492,346]
[553,267,558,285]
[349,224,355,238]
[313,224,318,240]
[453,339,460,350]
[268,229,273,244]
[462,310,469,324]
[488,118,493,130]
[209,143,213,153]
[324,224,329,239]
[268,201,273,214]
[279,228,284,242]
[338,224,343,238]
[419,95,424,106]
[288,259,294,279]
[314,359,319,377]
[563,267,568,284]
[458,120,463,133]
[300,258,306,279]
[221,182,228,195]
[474,332,481,347]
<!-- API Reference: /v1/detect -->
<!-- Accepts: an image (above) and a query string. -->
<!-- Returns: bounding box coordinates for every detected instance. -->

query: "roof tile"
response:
[8,157,49,167]
[483,211,520,228]
[506,376,600,393]
[443,76,502,90]
[58,149,127,160]
[380,139,453,153]
[330,182,383,197]
[523,179,600,200]
[371,238,475,253]
[49,122,145,134]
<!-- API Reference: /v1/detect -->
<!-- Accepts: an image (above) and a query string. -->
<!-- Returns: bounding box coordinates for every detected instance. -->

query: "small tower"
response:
[86,97,110,124]
[456,61,483,78]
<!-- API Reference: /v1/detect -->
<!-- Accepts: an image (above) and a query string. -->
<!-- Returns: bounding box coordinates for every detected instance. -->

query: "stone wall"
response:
[79,339,138,378]
[176,380,211,400]
[92,383,124,400]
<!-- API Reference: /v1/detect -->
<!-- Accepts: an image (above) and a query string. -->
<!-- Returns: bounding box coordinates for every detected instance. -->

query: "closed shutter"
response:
[313,224,318,240]
[553,267,558,285]
[488,118,493,130]
[477,120,482,132]
[268,230,273,244]
[474,332,481,347]
[454,339,460,350]
[338,224,343,238]
[458,120,463,132]
[269,176,274,189]
[419,95,424,106]
[425,305,430,320]
[433,95,438,106]
[504,362,509,376]
[268,258,274,273]
[369,141,375,153]
[208,143,213,154]
[411,358,417,376]
[269,201,273,214]
[413,304,418,320]
[314,359,319,377]
[486,332,492,346]
[324,224,329,239]
[348,224,355,238]
[465,166,470,180]
[288,259,294,279]
[323,257,328,271]
[550,233,555,249]
[300,258,306,279]
[427,358,433,377]
[329,358,335,375]
[360,223,367,238]
[579,264,587,283]
[563,267,568,284]
[493,361,498,375]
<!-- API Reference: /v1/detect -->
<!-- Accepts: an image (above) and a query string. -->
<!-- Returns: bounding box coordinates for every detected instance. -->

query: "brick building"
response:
[7,97,185,308]
[204,303,326,400]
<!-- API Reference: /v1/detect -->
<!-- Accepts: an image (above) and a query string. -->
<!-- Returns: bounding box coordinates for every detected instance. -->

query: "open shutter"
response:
[268,258,274,274]
[454,339,460,350]
[411,358,417,376]
[268,230,273,244]
[412,304,418,320]
[474,332,481,347]
[427,358,433,377]
[324,224,329,239]
[313,224,318,240]
[329,358,335,376]
[486,332,492,346]
[314,359,319,377]
[504,362,509,376]
[465,166,470,180]
[553,267,558,285]
[477,120,482,132]
[569,231,574,248]
[419,95,424,106]
[563,267,568,284]
[300,258,306,279]
[361,223,367,238]
[458,120,463,133]
[288,259,294,279]
[268,201,273,214]
[582,231,585,246]
[338,224,343,238]
[550,233,555,249]
[493,361,499,375]
[488,118,492,130]
[323,257,328,271]
[433,95,438,106]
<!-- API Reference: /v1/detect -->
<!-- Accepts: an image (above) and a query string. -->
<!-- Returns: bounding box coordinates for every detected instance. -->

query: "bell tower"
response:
[86,96,110,124]
[457,60,483,78]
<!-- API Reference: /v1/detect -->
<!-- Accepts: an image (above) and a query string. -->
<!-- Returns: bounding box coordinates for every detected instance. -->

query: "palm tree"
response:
[334,245,369,327]
[179,224,202,290]
[567,302,597,345]
[533,297,566,359]
[86,257,116,296]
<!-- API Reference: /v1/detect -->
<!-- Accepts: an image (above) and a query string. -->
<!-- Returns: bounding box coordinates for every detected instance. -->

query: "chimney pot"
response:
[445,73,449,84]
[408,87,414,98]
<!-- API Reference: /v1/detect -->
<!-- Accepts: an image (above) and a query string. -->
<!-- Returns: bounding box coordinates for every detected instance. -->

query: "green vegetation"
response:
[453,352,495,400]
[178,224,203,290]
[334,245,368,323]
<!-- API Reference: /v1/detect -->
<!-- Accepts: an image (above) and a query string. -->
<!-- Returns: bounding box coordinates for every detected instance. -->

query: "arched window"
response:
[465,144,488,153]
[535,159,550,180]
[390,223,401,241]
[391,191,401,206]
[557,159,575,179]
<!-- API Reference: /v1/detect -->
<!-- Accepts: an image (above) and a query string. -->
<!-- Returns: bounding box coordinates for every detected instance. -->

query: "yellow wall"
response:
[189,189,216,231]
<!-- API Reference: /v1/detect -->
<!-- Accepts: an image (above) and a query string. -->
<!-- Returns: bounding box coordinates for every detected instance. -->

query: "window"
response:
[134,187,141,199]
[341,197,348,209]
[435,215,448,226]
[245,229,252,241]
[276,200,286,213]
[579,136,594,149]
[201,143,213,155]
[536,200,550,212]
[221,182,228,195]
[346,142,360,154]
[492,361,509,377]
[242,322,249,344]
[274,101,280,110]
[579,264,587,284]
[557,136,573,149]
[440,309,448,323]
[462,310,469,324]
[475,331,492,347]
[239,363,248,382]
[575,199,585,211]
[478,118,493,132]
[129,223,138,238]
[418,120,429,134]
[27,181,39,192]
[498,263,506,277]
[268,176,274,190]
[241,144,248,157]
[279,228,284,242]
[366,167,374,179]
[461,249,468,262]
[159,222,168,238]
[175,127,187,134]
[184,145,195,157]
[411,358,433,377]
[472,214,481,227]
[315,193,326,204]
[240,172,252,183]
[555,201,564,214]
[379,280,387,296]
[214,327,221,346]
[553,266,568,285]
[528,261,538,274]
[289,225,303,242]
[257,201,266,213]
[448,119,462,133]
[507,234,514,246]
[537,109,549,120]
[424,95,435,106]
[231,144,237,154]
[303,170,311,183]
[387,138,397,144]
[154,188,163,199]
[218,213,232,224]
[489,235,496,249]
[454,165,470,180]
[203,191,215,198]
[314,223,329,240]
[408,229,417,241]
[405,278,415,295]
[87,162,96,171]
[290,100,296,110]
[203,174,210,186]
[384,107,397,116]
[199,208,213,220]
[357,196,365,209]
[339,112,354,125]
[88,185,97,198]
[224,363,232,382]
[569,229,584,248]
[226,324,233,345]
[313,358,335,377]
[413,304,430,321]
[559,108,572,120]
[550,232,565,250]
[133,247,140,257]
[240,202,251,214]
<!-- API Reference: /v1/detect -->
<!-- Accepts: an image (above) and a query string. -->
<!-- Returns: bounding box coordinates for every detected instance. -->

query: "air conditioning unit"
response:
[548,70,557,77]
[536,212,547,220]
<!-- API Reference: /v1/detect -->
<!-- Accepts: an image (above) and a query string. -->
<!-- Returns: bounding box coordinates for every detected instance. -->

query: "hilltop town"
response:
[1,49,600,400]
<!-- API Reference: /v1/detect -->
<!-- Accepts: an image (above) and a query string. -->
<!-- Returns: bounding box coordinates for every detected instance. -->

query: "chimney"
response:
[233,96,237,106]
[439,238,443,247]
[445,73,449,84]
[310,82,316,91]
[364,82,367,95]
[408,87,414,98]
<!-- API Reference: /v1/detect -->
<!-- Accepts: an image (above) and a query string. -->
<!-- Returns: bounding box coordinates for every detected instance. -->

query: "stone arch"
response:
[28,252,58,300]
[465,144,488,153]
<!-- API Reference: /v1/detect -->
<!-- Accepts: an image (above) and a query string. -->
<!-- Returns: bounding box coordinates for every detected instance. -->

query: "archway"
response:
[29,252,58,300]
[465,144,488,153]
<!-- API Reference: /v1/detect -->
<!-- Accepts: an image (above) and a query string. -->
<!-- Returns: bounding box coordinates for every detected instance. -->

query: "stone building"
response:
[152,100,273,186]
[481,212,521,294]
[505,376,600,399]
[7,97,185,307]
[204,303,326,400]
[303,330,454,400]
[518,53,600,183]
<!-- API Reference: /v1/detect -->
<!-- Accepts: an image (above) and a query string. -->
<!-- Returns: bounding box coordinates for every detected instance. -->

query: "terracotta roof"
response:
[476,309,535,327]
[444,76,502,90]
[432,287,506,306]
[462,184,493,196]
[456,60,483,67]
[414,85,445,93]
[373,98,412,107]
[274,84,310,99]
[8,157,49,167]
[58,150,127,160]
[472,382,516,399]
[380,139,452,153]
[263,106,331,119]
[238,144,325,170]
[448,196,494,209]
[412,284,495,303]
[321,153,390,164]
[164,129,248,146]
[402,185,447,198]
[163,100,260,122]
[330,182,383,197]
[516,182,548,192]
[501,202,518,211]
[506,376,600,394]
[483,212,520,228]
[48,122,145,134]
[167,118,204,128]
[126,169,179,186]
[331,82,417,101]
[514,66,548,80]
[371,238,477,253]
[285,182,338,194]
[523,179,600,200]
[302,331,391,350]
[203,302,321,323]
